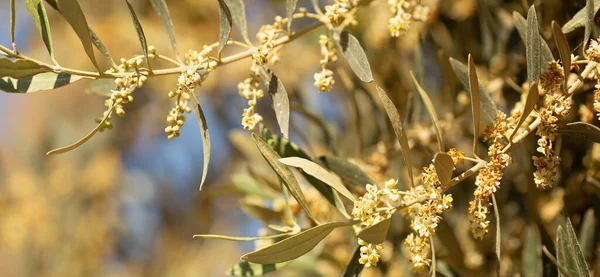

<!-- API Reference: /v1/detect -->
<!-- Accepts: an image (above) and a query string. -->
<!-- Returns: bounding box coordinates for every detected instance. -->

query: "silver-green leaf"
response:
[0,57,46,78]
[149,0,180,60]
[259,66,290,139]
[55,0,101,71]
[25,0,55,58]
[224,0,250,44]
[337,31,373,83]
[1,72,85,93]
[526,5,541,84]
[217,0,233,58]
[124,0,150,67]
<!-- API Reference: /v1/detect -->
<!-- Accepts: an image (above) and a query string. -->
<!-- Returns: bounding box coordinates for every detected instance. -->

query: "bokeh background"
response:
[1,0,600,276]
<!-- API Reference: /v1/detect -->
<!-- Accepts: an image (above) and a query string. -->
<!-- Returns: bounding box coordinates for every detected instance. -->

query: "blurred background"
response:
[0,0,599,276]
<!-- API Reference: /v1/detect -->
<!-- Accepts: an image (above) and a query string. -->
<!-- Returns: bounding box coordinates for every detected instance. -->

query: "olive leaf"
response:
[47,106,114,155]
[252,133,317,223]
[190,93,211,191]
[25,0,54,58]
[492,195,501,277]
[433,153,454,187]
[584,0,595,52]
[10,0,16,50]
[376,85,414,186]
[552,21,571,89]
[55,0,101,71]
[557,122,600,143]
[526,6,542,84]
[578,209,596,261]
[411,72,445,152]
[513,11,553,74]
[259,66,290,139]
[149,0,180,60]
[232,174,276,199]
[228,261,292,277]
[450,57,498,137]
[286,0,298,30]
[0,57,46,79]
[562,0,600,33]
[556,219,591,277]
[224,0,250,44]
[241,221,352,264]
[336,31,373,83]
[319,156,376,188]
[510,81,539,141]
[468,55,481,154]
[194,232,290,241]
[124,0,150,67]
[357,217,391,244]
[90,29,116,67]
[1,72,85,93]
[217,0,233,58]
[279,157,356,202]
[522,224,542,277]
[342,247,365,277]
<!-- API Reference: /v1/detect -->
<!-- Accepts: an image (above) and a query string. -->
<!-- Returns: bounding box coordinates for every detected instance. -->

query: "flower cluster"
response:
[98,56,149,131]
[254,16,287,66]
[238,64,265,130]
[594,79,600,120]
[321,0,357,28]
[314,35,338,92]
[469,111,514,239]
[387,0,429,37]
[533,61,568,189]
[401,149,460,270]
[351,179,402,268]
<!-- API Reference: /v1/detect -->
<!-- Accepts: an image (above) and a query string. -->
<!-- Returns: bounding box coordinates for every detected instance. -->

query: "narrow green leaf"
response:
[232,174,276,199]
[337,31,373,83]
[514,11,553,73]
[450,57,498,137]
[259,66,290,139]
[10,0,16,50]
[526,6,541,84]
[320,156,375,188]
[124,0,150,67]
[552,21,571,89]
[564,218,591,276]
[286,0,298,30]
[25,0,54,58]
[89,29,116,67]
[47,106,114,155]
[562,0,600,33]
[149,0,180,61]
[55,0,101,71]
[376,85,414,186]
[228,261,292,277]
[1,72,85,93]
[241,221,352,264]
[252,133,317,223]
[0,57,46,78]
[217,0,233,58]
[279,157,356,202]
[557,122,600,143]
[522,224,542,277]
[510,81,539,141]
[411,72,445,152]
[434,153,454,187]
[343,247,365,277]
[584,0,595,52]
[492,194,501,277]
[357,217,391,244]
[190,93,211,191]
[468,55,481,155]
[224,0,250,44]
[578,209,596,261]
[194,232,290,241]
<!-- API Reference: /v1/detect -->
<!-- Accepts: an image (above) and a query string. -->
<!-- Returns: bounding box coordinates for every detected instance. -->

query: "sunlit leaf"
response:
[510,81,539,141]
[522,224,542,277]
[252,133,317,223]
[124,0,150,67]
[149,0,180,60]
[190,93,211,191]
[411,72,444,152]
[552,21,571,89]
[10,0,16,50]
[450,57,498,137]
[0,57,46,78]
[241,221,352,264]
[25,0,54,58]
[259,66,290,139]
[89,29,116,67]
[557,122,600,143]
[526,6,541,83]
[55,0,101,71]
[337,31,373,83]
[224,0,249,44]
[279,157,356,202]
[434,153,454,187]
[514,11,553,74]
[342,247,365,277]
[217,0,233,58]
[228,261,292,277]
[1,72,85,93]
[194,232,290,241]
[320,155,375,189]
[357,217,391,244]
[578,209,596,261]
[376,85,414,186]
